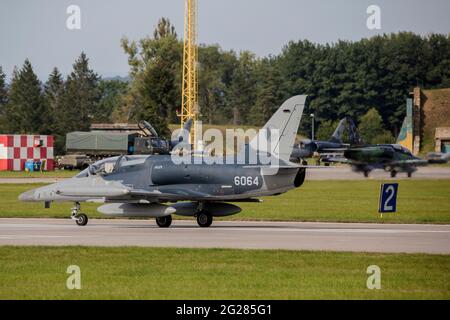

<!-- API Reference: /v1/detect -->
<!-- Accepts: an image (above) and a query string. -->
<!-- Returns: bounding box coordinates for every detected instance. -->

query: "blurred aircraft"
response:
[326,144,437,177]
[323,119,448,177]
[290,116,362,163]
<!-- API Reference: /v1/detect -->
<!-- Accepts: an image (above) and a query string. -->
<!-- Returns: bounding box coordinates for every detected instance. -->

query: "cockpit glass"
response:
[399,146,412,155]
[81,157,120,176]
[89,160,117,175]
[392,144,412,155]
[75,156,145,178]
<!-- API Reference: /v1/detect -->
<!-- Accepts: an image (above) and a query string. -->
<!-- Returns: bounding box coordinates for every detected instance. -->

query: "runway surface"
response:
[1,218,449,254]
[1,167,449,184]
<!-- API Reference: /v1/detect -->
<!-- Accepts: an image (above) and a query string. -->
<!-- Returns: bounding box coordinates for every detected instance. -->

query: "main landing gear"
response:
[391,170,413,178]
[196,211,213,228]
[71,202,88,226]
[155,215,172,228]
[154,210,214,228]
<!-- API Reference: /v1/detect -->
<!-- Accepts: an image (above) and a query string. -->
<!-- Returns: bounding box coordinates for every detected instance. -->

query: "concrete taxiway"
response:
[0,218,449,254]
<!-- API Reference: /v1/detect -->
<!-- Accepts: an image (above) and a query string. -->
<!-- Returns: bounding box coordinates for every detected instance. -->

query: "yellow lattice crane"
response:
[179,0,199,147]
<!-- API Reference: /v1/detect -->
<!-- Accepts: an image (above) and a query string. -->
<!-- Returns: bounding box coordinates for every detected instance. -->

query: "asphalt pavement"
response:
[1,218,449,254]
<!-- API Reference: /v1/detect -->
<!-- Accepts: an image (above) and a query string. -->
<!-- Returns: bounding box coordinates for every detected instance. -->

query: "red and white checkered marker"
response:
[0,135,54,171]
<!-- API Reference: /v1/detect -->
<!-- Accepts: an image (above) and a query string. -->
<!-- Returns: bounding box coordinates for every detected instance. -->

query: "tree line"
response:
[0,54,127,154]
[1,18,449,154]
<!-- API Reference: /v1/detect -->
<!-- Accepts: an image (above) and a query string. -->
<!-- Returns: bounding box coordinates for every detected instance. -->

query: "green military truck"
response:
[58,128,171,170]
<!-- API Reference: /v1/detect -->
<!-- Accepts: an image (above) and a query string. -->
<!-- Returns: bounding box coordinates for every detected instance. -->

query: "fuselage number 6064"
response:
[234,176,259,187]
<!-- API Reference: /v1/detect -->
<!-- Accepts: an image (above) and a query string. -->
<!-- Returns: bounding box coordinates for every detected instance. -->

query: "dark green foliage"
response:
[121,18,181,136]
[61,52,101,133]
[198,45,237,125]
[44,68,65,154]
[0,66,6,108]
[0,55,104,154]
[359,108,394,144]
[248,58,285,126]
[153,17,177,40]
[316,120,339,141]
[95,79,128,123]
[278,33,450,135]
[225,51,258,125]
[3,60,47,134]
[44,68,64,132]
[0,66,7,130]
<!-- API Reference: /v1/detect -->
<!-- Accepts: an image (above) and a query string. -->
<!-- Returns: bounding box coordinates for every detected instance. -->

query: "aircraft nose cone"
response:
[18,189,36,202]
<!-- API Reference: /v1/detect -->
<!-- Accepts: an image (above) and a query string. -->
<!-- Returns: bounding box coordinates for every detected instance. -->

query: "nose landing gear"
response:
[71,202,89,226]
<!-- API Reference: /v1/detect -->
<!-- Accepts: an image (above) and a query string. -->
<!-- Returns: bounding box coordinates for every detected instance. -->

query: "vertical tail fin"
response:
[397,98,413,151]
[249,95,307,162]
[329,118,347,143]
[347,116,363,146]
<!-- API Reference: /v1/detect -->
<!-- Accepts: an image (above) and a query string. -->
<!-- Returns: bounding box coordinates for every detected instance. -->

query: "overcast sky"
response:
[1,0,449,80]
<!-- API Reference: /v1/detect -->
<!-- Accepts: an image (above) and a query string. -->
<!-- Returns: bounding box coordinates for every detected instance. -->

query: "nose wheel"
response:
[75,214,88,226]
[71,202,89,226]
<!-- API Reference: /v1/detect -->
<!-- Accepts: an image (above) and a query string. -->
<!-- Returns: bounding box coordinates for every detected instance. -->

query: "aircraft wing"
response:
[57,185,213,202]
[322,157,432,169]
[387,159,429,167]
[129,188,212,201]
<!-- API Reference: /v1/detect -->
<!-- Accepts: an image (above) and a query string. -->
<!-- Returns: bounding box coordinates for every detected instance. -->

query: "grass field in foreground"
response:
[0,246,449,299]
[1,180,449,224]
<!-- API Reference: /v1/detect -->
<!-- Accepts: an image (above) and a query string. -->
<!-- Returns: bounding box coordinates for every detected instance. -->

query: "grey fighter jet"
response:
[19,96,311,228]
[290,116,362,162]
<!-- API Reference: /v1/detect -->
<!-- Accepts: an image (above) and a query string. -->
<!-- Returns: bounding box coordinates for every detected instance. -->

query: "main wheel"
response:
[390,170,397,178]
[363,171,369,178]
[197,212,213,228]
[156,215,172,228]
[75,214,88,226]
[407,172,413,178]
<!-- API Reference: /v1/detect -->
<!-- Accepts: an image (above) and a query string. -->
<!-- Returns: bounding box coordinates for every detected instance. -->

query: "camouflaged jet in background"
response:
[19,95,314,228]
[322,116,448,177]
[324,144,448,178]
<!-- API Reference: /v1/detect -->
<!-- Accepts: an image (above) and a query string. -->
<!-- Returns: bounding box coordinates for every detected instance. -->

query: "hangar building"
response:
[398,87,450,155]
